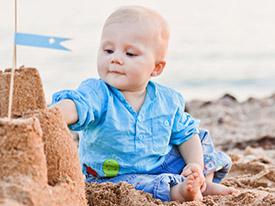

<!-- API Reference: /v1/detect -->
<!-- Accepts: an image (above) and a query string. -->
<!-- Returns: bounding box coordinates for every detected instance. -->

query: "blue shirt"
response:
[52,79,200,177]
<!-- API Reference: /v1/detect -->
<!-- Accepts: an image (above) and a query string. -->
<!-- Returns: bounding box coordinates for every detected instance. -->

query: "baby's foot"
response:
[184,172,204,201]
[181,163,205,190]
[202,181,238,196]
[171,173,203,202]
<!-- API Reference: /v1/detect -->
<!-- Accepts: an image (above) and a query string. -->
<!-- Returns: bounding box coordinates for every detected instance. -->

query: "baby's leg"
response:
[202,172,237,196]
[171,168,203,202]
[199,129,238,195]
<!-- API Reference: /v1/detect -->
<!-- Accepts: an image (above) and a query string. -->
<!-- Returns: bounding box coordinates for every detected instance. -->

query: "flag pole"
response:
[8,0,17,119]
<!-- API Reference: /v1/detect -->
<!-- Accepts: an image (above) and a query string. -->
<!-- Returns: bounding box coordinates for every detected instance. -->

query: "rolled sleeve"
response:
[170,94,200,145]
[51,79,107,131]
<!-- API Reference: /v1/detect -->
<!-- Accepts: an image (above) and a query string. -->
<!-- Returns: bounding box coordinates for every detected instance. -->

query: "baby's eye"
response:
[126,52,137,57]
[104,49,113,54]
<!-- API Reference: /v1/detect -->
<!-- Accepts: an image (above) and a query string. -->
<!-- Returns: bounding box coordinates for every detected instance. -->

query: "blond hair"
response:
[103,6,170,61]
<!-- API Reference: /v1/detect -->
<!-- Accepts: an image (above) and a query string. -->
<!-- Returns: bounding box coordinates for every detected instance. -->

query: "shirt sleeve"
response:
[170,93,200,145]
[51,79,108,131]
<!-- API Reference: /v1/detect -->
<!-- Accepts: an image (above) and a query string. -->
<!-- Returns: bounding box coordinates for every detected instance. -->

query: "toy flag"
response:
[15,32,70,51]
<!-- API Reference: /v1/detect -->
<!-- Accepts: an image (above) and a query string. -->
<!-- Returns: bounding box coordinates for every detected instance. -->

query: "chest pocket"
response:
[151,114,173,154]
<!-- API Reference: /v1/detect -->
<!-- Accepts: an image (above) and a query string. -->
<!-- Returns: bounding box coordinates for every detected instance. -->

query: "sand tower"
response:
[0,67,87,205]
[0,68,46,118]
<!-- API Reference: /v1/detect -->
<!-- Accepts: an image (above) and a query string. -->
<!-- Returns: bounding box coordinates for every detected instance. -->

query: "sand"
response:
[86,94,275,206]
[0,67,46,118]
[0,67,87,206]
[0,67,274,205]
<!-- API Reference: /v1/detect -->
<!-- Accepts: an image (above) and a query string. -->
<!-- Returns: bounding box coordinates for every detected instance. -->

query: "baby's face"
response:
[97,21,158,92]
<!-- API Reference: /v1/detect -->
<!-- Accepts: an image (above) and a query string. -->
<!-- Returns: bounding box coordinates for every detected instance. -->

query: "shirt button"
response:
[164,120,169,126]
[137,116,142,121]
[138,135,144,139]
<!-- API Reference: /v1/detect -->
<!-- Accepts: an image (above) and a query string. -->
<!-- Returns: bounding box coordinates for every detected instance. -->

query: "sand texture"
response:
[0,67,46,118]
[0,67,87,206]
[86,94,275,206]
[0,67,274,205]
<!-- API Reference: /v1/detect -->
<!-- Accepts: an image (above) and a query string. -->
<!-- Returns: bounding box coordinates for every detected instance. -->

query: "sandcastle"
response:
[0,67,87,205]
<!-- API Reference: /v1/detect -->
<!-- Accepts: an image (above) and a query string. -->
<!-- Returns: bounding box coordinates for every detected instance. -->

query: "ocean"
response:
[1,0,275,102]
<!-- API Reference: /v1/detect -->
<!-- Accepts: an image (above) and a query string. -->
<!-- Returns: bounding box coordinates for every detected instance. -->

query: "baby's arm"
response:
[178,134,204,170]
[178,134,206,191]
[50,99,78,125]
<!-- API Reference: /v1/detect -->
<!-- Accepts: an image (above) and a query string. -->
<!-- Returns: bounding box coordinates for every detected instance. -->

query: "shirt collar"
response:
[105,81,157,103]
[146,81,157,101]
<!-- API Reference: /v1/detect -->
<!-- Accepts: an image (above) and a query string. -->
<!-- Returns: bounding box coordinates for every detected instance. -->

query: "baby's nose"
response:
[110,56,123,65]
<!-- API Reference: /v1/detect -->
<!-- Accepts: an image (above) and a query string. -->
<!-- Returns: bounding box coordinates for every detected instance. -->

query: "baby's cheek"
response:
[129,67,147,78]
[97,63,108,76]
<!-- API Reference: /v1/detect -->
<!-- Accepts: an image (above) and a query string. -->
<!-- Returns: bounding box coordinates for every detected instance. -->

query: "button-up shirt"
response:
[52,79,199,177]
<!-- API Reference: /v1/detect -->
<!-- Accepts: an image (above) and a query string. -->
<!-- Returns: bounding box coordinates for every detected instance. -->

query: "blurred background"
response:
[1,0,275,102]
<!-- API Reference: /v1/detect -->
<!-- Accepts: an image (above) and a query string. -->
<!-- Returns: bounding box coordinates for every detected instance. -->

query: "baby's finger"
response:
[200,182,207,193]
[192,172,199,178]
[181,168,192,176]
[199,173,205,181]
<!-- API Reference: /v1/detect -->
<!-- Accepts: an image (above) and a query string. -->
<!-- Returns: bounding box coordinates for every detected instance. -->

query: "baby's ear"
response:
[151,61,166,77]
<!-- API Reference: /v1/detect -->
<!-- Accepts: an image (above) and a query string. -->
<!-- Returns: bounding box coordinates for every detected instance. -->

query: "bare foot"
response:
[202,181,238,196]
[171,173,203,202]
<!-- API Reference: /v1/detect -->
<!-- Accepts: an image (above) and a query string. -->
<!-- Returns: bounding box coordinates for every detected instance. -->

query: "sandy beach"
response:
[0,68,274,205]
[86,94,275,206]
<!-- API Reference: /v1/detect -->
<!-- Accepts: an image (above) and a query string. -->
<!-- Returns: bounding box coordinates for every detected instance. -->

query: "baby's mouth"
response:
[109,71,124,74]
[108,65,126,75]
[108,69,125,75]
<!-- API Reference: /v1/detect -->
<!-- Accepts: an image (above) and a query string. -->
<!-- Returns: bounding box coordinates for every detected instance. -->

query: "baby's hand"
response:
[181,163,203,177]
[181,163,206,192]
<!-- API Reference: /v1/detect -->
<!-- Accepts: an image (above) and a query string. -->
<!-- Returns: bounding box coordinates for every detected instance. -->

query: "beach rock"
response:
[186,93,275,148]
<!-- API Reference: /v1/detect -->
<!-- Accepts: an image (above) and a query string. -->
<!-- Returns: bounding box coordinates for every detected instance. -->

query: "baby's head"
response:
[97,6,170,92]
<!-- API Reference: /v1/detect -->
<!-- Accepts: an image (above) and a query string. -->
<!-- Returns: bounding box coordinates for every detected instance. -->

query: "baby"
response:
[51,5,236,202]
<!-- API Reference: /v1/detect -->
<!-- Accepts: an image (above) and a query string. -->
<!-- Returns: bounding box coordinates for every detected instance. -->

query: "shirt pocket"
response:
[151,115,173,154]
